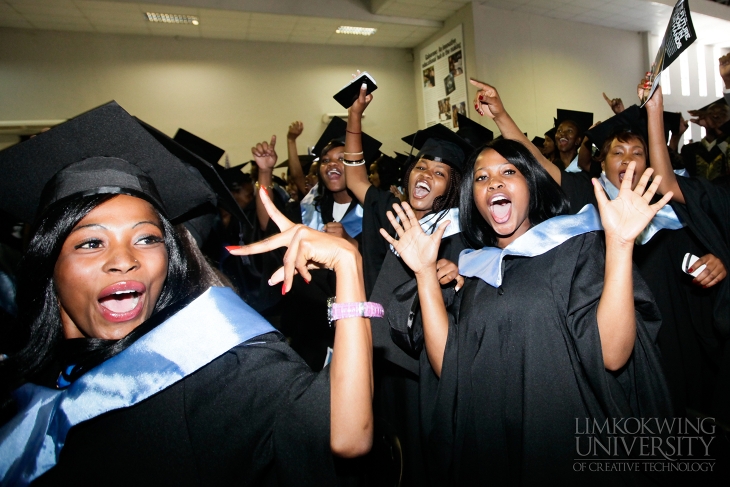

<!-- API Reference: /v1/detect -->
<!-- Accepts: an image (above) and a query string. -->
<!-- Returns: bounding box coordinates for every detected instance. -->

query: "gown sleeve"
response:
[563,232,672,419]
[361,186,400,297]
[673,177,730,337]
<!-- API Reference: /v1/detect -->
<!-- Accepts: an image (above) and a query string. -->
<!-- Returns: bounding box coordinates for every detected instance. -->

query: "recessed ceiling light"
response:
[145,12,200,25]
[335,26,377,36]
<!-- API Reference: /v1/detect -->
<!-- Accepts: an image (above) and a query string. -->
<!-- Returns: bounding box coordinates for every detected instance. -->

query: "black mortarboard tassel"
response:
[312,117,382,164]
[401,123,474,174]
[173,128,225,165]
[0,101,215,224]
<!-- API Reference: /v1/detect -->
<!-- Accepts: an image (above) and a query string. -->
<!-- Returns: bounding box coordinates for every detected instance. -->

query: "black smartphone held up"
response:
[333,72,378,109]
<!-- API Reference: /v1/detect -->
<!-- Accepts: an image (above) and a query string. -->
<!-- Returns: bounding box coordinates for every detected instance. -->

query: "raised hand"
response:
[251,135,277,171]
[349,70,373,118]
[719,53,730,90]
[593,162,672,246]
[470,79,505,119]
[228,187,359,293]
[602,92,625,114]
[638,75,663,111]
[287,121,303,141]
[379,202,448,276]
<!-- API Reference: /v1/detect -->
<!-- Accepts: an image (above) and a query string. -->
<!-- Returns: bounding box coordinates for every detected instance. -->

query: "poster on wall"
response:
[419,24,467,130]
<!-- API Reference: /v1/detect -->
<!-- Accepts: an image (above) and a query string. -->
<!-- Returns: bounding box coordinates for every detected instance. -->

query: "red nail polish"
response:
[688,267,694,273]
[281,284,287,295]
[303,277,310,284]
[261,186,268,197]
[225,246,240,252]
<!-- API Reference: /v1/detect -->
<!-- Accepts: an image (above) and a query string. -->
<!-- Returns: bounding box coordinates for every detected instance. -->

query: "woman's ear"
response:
[601,160,606,173]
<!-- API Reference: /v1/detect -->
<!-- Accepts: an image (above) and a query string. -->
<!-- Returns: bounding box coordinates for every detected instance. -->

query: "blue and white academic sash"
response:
[300,184,364,237]
[389,207,461,256]
[459,205,603,288]
[598,172,684,245]
[0,287,275,487]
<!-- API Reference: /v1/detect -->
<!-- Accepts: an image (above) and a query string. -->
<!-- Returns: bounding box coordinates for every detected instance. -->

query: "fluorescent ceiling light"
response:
[335,26,377,36]
[145,12,200,25]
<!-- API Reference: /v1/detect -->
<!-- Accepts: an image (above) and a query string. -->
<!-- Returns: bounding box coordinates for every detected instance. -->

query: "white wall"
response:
[0,28,418,166]
[415,3,646,141]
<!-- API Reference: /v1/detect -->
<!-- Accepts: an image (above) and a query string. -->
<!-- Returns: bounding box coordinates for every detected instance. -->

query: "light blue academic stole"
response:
[459,205,603,287]
[0,286,275,487]
[389,207,461,256]
[598,172,685,245]
[300,184,364,237]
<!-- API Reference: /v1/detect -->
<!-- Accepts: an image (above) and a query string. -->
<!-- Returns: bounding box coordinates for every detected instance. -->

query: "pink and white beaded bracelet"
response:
[327,297,384,325]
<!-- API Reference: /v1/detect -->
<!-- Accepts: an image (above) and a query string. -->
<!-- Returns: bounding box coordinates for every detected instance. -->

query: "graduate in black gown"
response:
[0,102,375,486]
[639,81,730,429]
[249,120,381,371]
[381,134,674,485]
[343,82,472,485]
[482,78,729,428]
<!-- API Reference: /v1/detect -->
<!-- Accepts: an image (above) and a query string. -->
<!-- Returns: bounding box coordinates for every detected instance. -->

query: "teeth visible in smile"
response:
[416,181,430,191]
[328,169,341,176]
[491,196,509,205]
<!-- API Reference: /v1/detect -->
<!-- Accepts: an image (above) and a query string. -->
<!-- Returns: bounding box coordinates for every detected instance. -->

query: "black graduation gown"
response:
[561,175,730,424]
[560,170,597,215]
[361,186,401,298]
[391,232,672,486]
[32,332,335,487]
[267,195,362,371]
[361,186,466,486]
[671,177,730,424]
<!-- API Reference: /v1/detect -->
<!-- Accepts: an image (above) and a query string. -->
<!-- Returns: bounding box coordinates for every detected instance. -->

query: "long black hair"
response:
[402,157,463,214]
[460,139,570,249]
[1,193,222,391]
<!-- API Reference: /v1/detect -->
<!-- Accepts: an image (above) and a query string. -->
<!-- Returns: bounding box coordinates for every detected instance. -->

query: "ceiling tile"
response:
[138,3,199,15]
[74,1,139,13]
[0,18,34,28]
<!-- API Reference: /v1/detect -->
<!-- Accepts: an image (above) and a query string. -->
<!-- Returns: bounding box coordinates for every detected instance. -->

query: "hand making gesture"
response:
[251,135,278,172]
[470,79,505,119]
[593,162,672,246]
[379,202,450,277]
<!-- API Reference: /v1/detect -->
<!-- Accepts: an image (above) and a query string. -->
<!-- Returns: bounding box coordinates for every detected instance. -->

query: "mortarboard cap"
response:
[531,136,545,148]
[692,97,728,113]
[586,105,682,150]
[401,123,473,173]
[276,154,316,175]
[585,105,646,150]
[0,101,215,224]
[312,117,382,164]
[173,128,225,165]
[136,119,253,230]
[556,109,594,135]
[218,162,252,189]
[456,113,494,147]
[544,127,557,141]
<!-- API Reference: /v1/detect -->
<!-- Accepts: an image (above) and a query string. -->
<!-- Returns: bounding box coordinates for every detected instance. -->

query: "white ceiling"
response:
[0,0,728,48]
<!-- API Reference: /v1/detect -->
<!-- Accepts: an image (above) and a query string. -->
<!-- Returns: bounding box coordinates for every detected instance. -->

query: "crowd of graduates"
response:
[0,54,729,486]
